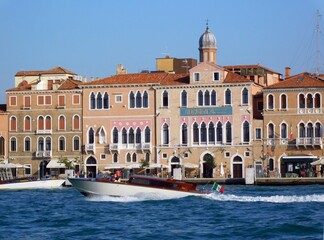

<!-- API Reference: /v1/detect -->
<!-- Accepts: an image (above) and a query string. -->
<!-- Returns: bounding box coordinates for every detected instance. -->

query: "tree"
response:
[58,156,75,170]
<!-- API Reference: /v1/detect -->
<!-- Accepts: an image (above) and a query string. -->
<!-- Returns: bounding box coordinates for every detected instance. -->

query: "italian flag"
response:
[212,182,224,193]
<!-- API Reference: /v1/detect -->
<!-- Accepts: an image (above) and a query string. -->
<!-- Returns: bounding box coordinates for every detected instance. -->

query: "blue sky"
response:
[0,0,323,103]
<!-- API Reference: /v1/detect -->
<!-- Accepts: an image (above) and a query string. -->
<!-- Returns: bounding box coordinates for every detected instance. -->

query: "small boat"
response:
[0,178,66,190]
[68,175,211,198]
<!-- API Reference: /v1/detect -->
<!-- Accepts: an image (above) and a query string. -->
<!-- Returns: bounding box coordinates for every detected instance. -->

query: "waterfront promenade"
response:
[183,177,324,186]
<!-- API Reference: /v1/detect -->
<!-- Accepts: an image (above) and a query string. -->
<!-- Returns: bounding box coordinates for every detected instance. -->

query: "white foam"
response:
[204,192,324,203]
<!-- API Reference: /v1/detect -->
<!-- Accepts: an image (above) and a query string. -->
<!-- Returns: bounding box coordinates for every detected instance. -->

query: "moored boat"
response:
[0,178,66,190]
[68,175,211,198]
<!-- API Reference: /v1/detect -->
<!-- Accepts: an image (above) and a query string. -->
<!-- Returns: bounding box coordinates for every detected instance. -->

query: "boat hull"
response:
[0,179,66,190]
[68,178,206,198]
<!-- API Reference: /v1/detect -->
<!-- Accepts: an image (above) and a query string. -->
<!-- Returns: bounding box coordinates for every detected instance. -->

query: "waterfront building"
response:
[156,56,197,74]
[6,67,83,178]
[262,72,324,178]
[0,104,8,164]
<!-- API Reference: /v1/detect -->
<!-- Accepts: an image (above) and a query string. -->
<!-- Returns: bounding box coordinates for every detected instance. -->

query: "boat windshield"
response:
[130,177,178,189]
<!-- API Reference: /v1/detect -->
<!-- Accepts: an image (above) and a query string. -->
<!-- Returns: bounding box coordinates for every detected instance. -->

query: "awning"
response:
[183,163,199,169]
[0,163,19,168]
[47,159,66,169]
[311,157,324,166]
[104,164,126,170]
[282,156,318,163]
[145,163,169,169]
[125,163,141,169]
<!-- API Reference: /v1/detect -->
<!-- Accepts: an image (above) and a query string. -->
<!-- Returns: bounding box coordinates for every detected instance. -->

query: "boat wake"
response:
[86,193,187,202]
[205,192,324,203]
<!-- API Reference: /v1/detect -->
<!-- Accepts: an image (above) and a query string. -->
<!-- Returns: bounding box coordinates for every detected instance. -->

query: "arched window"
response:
[268,94,274,110]
[181,90,187,107]
[162,91,168,107]
[73,136,80,151]
[135,128,141,143]
[315,123,322,137]
[73,115,80,130]
[299,123,305,138]
[38,116,44,130]
[121,128,127,144]
[306,94,313,108]
[280,94,287,109]
[136,91,142,108]
[226,122,232,144]
[201,122,207,143]
[0,137,5,156]
[129,128,134,144]
[58,115,65,131]
[193,122,199,144]
[307,123,313,138]
[225,89,231,105]
[314,93,321,108]
[143,91,148,108]
[45,137,51,151]
[113,127,118,144]
[204,90,210,106]
[10,116,17,131]
[58,136,65,151]
[242,88,249,105]
[132,153,137,162]
[216,122,222,144]
[281,123,287,139]
[10,137,17,152]
[243,121,250,143]
[198,90,203,106]
[126,153,131,163]
[129,91,135,108]
[181,123,188,145]
[97,92,103,109]
[24,116,31,131]
[45,116,51,130]
[113,153,118,163]
[24,137,31,152]
[208,122,215,144]
[268,123,274,139]
[88,128,94,144]
[162,124,169,145]
[211,90,217,106]
[145,127,150,143]
[299,94,305,108]
[90,92,96,109]
[98,127,106,144]
[269,158,274,171]
[38,137,44,151]
[103,92,109,109]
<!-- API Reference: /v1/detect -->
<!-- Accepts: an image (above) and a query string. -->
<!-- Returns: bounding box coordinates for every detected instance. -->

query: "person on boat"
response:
[115,170,121,182]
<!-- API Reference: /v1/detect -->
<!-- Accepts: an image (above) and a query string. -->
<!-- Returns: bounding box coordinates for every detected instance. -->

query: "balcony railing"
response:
[85,144,95,153]
[35,150,52,158]
[296,137,322,148]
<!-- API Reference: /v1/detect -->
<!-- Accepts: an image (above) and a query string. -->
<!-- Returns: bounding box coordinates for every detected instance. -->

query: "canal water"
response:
[0,184,323,239]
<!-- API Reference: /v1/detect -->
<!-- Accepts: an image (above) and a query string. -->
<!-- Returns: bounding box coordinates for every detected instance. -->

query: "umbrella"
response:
[220,162,225,177]
[311,157,324,166]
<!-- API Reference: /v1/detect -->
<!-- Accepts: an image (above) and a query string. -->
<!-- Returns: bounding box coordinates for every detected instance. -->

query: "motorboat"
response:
[0,178,66,190]
[68,175,211,198]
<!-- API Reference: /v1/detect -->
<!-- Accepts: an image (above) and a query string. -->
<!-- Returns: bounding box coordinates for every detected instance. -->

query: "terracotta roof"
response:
[58,78,81,90]
[15,66,76,76]
[224,64,281,75]
[223,70,251,83]
[82,72,188,86]
[264,72,324,89]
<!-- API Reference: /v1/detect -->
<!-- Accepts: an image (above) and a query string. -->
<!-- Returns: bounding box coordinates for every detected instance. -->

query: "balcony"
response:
[296,137,323,149]
[36,129,52,134]
[108,143,119,153]
[85,144,95,153]
[35,150,52,158]
[297,108,322,114]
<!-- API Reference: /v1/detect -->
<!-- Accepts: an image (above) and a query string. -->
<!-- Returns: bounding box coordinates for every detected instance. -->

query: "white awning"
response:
[0,163,18,168]
[47,159,66,169]
[104,164,126,170]
[311,157,324,165]
[125,163,141,169]
[145,163,169,169]
[183,163,199,169]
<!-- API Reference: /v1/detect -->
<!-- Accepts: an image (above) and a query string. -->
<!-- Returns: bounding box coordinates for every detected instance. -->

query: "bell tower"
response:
[199,23,217,64]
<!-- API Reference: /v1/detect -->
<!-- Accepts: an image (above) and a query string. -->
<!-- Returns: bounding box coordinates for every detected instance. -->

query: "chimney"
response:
[90,77,94,82]
[285,67,291,79]
[116,64,127,75]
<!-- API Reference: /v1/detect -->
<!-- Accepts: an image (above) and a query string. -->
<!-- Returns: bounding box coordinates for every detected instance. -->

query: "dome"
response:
[199,26,217,49]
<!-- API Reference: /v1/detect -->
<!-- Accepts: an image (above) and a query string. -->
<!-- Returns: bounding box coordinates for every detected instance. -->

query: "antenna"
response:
[316,9,321,76]
[181,59,190,73]
[162,46,170,58]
